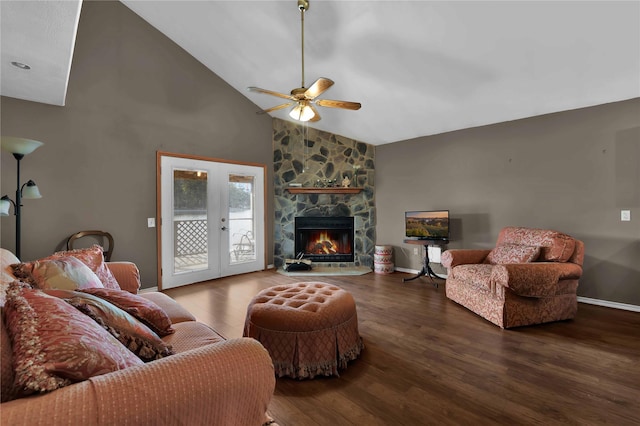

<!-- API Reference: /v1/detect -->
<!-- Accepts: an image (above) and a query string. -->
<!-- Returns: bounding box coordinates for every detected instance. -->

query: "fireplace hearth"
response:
[295,216,355,263]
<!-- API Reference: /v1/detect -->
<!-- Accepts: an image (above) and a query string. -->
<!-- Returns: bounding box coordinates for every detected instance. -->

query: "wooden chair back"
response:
[67,230,114,261]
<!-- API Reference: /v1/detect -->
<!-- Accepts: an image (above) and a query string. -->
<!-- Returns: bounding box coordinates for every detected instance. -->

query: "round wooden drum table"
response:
[243,282,363,379]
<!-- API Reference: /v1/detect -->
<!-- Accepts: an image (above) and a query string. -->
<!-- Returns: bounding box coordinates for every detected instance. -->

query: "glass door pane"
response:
[173,169,209,273]
[228,174,256,264]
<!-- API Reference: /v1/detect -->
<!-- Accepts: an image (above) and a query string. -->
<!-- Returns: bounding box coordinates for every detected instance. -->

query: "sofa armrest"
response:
[90,337,274,425]
[106,261,141,294]
[491,263,583,297]
[1,338,275,426]
[1,379,99,425]
[441,249,491,269]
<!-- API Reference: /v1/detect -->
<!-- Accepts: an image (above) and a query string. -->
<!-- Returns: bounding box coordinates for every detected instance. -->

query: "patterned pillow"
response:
[485,244,541,265]
[44,245,120,289]
[45,289,174,362]
[3,281,142,396]
[79,287,175,336]
[12,256,104,290]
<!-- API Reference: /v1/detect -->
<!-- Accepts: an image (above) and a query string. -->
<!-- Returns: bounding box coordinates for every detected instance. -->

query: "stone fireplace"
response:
[273,119,376,269]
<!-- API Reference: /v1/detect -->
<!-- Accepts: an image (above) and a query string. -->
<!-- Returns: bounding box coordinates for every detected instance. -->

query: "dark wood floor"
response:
[164,270,640,425]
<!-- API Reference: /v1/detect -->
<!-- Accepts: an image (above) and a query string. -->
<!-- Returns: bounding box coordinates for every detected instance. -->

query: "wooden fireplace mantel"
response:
[286,187,363,194]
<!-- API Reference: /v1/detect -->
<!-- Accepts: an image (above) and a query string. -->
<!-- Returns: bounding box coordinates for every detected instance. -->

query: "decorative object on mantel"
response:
[286,187,362,194]
[314,178,338,188]
[248,0,361,123]
[352,164,361,188]
[341,175,351,188]
[1,136,44,259]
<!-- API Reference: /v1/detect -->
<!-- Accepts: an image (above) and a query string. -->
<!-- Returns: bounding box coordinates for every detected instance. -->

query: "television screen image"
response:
[405,210,450,240]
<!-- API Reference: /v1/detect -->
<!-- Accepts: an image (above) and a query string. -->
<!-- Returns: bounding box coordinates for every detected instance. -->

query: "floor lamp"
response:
[1,137,44,259]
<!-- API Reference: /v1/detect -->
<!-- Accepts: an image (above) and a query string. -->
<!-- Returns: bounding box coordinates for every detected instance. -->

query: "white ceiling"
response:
[0,0,81,106]
[1,1,639,146]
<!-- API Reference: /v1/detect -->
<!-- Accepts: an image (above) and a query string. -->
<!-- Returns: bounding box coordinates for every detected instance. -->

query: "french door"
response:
[158,153,265,289]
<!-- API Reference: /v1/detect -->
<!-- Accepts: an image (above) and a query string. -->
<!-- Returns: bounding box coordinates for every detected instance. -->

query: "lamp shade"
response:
[22,180,42,199]
[289,103,315,122]
[1,136,44,155]
[0,197,11,216]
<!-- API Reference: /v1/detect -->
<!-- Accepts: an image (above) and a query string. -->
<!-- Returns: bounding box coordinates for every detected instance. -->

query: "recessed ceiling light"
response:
[11,61,31,70]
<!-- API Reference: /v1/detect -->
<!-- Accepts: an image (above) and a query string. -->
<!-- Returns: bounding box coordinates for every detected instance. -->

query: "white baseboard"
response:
[577,297,640,312]
[139,286,158,293]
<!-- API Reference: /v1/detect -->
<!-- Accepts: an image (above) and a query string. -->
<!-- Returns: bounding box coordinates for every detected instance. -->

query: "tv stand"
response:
[402,239,448,288]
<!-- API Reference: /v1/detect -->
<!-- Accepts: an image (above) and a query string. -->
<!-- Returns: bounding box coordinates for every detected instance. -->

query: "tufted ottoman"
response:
[243,282,363,379]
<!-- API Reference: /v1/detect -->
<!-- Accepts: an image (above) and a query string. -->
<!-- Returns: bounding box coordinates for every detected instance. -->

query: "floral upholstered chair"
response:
[441,226,584,328]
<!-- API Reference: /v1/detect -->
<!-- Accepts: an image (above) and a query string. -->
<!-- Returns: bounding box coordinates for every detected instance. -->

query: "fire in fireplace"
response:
[295,216,355,262]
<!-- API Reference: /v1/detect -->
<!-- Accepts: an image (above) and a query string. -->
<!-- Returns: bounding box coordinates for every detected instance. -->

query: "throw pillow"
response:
[79,287,175,336]
[45,289,174,362]
[12,256,104,290]
[484,244,541,265]
[43,245,120,289]
[4,281,142,396]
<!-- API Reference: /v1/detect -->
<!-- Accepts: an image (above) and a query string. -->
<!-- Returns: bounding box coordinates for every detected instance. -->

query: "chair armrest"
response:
[441,249,491,269]
[106,261,141,294]
[491,262,583,297]
[1,338,275,426]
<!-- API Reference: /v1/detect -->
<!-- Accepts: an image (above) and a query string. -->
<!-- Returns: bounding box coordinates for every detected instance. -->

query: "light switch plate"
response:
[621,210,631,221]
[147,217,156,228]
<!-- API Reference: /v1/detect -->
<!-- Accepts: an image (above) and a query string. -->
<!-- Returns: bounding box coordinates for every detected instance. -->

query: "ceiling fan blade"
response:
[304,78,334,99]
[248,87,295,101]
[258,102,295,114]
[308,104,321,122]
[315,99,362,110]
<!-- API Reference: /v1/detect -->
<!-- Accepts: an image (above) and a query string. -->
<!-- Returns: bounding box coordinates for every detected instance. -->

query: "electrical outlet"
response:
[147,218,156,228]
[621,210,631,221]
[413,247,419,255]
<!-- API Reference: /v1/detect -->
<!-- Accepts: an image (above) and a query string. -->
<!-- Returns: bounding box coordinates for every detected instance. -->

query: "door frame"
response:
[155,151,267,290]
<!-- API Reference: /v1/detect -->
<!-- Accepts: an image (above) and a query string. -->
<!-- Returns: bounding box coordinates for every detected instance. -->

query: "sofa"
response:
[441,226,584,328]
[0,247,275,425]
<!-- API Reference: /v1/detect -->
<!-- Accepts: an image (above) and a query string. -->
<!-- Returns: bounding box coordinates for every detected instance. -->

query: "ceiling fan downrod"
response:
[298,0,309,89]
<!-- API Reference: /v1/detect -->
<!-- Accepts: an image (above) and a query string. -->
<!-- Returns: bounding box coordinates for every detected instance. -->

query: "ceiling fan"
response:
[248,0,361,123]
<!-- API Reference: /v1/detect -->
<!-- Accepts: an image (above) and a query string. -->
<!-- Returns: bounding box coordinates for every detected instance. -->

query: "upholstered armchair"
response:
[441,226,584,328]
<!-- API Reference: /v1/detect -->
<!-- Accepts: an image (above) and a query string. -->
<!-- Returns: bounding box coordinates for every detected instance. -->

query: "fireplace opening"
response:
[295,216,355,263]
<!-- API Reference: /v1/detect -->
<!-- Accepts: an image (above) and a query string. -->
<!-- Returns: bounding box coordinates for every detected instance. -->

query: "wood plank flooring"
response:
[164,270,640,425]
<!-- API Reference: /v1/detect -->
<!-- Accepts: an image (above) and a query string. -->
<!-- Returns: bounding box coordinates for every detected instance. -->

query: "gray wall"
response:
[1,1,274,287]
[376,99,640,306]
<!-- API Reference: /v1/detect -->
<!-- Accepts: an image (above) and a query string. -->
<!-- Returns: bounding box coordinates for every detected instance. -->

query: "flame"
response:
[305,231,350,255]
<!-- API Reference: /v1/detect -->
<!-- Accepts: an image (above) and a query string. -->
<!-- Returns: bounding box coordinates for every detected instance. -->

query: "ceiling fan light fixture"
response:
[289,102,315,122]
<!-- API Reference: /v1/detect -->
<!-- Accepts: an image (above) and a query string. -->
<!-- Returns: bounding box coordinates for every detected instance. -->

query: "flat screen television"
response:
[405,210,450,241]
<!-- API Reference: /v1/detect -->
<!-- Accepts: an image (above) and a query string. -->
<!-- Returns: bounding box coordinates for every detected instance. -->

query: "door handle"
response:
[221,226,228,231]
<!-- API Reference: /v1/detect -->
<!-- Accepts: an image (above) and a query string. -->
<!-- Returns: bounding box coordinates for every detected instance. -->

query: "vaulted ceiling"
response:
[1,1,638,145]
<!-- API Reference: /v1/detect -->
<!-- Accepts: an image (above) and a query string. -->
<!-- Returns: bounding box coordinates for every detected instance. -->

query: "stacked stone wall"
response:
[273,119,376,268]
